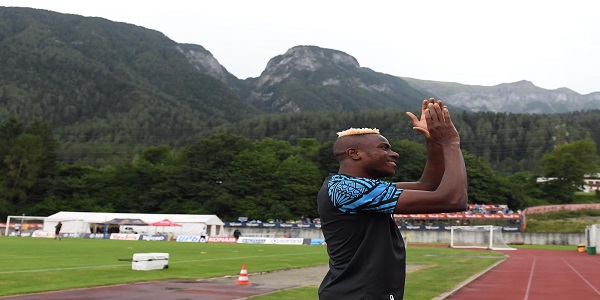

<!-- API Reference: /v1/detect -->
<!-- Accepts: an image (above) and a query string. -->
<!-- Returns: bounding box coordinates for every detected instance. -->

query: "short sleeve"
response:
[328,174,402,214]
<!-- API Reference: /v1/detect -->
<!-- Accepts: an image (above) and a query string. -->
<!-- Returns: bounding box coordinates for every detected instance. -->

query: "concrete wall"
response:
[223,227,586,246]
[403,230,585,246]
[224,227,325,239]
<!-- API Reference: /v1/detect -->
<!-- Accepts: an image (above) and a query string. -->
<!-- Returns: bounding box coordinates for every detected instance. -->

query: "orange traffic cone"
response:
[236,264,251,285]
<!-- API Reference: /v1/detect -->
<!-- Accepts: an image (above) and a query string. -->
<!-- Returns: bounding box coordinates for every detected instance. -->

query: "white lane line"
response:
[524,256,536,300]
[561,257,600,296]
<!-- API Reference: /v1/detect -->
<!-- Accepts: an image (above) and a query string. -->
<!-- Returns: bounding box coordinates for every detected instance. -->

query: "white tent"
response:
[43,211,224,237]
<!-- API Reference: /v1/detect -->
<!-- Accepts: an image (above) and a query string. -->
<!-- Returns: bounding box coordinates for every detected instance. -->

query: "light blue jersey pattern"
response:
[328,174,402,214]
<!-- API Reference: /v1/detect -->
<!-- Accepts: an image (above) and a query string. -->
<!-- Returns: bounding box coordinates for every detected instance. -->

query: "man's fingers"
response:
[422,99,429,111]
[436,100,444,110]
[412,127,430,138]
[443,106,451,122]
[424,107,434,129]
[405,111,418,124]
[427,103,442,122]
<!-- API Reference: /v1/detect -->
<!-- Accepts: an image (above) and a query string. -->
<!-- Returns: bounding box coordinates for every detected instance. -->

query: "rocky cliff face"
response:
[239,46,427,112]
[184,44,600,114]
[255,45,360,89]
[178,43,245,91]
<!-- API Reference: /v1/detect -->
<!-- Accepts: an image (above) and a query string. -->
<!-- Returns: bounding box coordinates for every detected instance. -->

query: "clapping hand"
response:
[406,98,445,139]
[424,100,460,146]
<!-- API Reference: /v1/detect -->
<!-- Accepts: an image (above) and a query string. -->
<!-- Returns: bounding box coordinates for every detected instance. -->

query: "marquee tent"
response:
[106,218,149,225]
[42,211,224,236]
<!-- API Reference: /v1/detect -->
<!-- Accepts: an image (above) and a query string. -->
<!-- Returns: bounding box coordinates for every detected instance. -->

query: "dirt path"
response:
[203,264,424,287]
[203,265,330,287]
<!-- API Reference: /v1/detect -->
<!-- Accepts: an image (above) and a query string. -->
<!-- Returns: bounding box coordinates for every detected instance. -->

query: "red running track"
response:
[444,248,600,300]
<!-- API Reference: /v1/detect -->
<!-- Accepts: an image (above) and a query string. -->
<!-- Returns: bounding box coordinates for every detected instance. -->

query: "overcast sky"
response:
[3,0,600,94]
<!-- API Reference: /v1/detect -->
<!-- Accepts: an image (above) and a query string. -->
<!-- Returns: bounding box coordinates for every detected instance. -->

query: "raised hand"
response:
[424,102,460,146]
[406,98,444,139]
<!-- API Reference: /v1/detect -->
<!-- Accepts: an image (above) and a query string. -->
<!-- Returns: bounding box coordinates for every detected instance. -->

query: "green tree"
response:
[273,155,322,219]
[316,140,338,176]
[463,150,508,205]
[138,145,173,165]
[0,118,25,215]
[540,138,599,203]
[503,171,543,210]
[391,139,427,182]
[229,147,280,220]
[177,134,253,218]
[3,134,44,206]
[30,164,105,216]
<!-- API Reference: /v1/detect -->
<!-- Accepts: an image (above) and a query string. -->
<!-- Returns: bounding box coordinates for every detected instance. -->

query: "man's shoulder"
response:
[328,174,388,190]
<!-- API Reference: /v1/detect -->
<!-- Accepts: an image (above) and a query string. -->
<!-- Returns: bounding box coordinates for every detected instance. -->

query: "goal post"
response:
[450,225,516,250]
[585,224,600,250]
[4,215,46,237]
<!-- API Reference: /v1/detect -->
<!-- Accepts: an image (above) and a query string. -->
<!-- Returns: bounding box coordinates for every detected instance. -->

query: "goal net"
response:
[585,224,600,249]
[4,215,46,237]
[450,225,516,250]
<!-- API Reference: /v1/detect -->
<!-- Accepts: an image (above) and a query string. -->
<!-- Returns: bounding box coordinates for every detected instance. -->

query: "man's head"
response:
[333,128,398,179]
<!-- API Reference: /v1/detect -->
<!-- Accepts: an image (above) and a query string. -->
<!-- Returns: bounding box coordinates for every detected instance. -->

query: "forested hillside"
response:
[213,109,600,174]
[0,7,258,164]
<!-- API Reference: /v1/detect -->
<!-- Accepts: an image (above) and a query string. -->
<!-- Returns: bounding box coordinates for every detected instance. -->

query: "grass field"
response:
[2,237,522,299]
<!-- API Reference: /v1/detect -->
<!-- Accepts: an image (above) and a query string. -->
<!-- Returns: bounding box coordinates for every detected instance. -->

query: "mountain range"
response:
[186,38,600,114]
[1,6,599,165]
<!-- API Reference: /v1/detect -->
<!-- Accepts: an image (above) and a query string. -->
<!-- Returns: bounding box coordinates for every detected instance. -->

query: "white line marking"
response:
[524,257,536,300]
[561,257,600,296]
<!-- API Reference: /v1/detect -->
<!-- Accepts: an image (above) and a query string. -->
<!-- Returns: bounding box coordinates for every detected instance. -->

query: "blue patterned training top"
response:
[327,174,402,214]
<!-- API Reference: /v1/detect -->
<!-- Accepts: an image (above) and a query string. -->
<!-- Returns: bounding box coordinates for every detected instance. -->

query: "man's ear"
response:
[347,148,360,160]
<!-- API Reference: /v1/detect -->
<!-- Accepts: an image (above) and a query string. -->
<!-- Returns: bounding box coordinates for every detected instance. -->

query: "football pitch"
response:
[1,237,506,299]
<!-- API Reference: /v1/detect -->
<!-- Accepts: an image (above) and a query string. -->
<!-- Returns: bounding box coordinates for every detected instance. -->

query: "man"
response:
[54,221,62,240]
[233,229,241,241]
[317,99,467,300]
[13,223,21,236]
[200,228,207,242]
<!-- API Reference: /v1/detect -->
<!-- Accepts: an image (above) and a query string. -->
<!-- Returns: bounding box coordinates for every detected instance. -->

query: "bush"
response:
[525,209,600,232]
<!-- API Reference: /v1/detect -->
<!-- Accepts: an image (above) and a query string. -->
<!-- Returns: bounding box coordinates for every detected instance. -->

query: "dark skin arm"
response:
[394,100,468,214]
[398,98,444,191]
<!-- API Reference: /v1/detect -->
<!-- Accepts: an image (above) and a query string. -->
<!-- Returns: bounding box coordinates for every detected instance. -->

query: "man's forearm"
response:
[417,139,445,190]
[438,143,468,209]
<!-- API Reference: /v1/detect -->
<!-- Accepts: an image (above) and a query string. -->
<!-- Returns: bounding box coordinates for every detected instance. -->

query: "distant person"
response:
[54,221,62,240]
[13,223,21,236]
[233,229,241,241]
[317,99,468,299]
[200,228,207,242]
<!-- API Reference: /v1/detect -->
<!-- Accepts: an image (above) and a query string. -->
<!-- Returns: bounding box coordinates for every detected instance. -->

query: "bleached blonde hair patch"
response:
[336,127,380,137]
